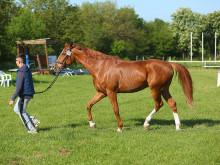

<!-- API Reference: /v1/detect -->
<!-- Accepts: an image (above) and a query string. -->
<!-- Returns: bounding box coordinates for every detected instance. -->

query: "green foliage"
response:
[171,8,202,59]
[7,9,45,40]
[60,5,83,45]
[0,1,219,63]
[80,2,109,51]
[0,69,219,164]
[5,8,46,59]
[0,0,17,61]
[171,8,220,60]
[202,11,220,55]
[110,40,125,58]
[0,61,17,71]
[143,19,177,58]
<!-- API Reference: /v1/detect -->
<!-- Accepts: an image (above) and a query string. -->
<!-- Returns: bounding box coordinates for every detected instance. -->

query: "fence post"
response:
[191,32,193,62]
[217,71,220,87]
[37,55,43,75]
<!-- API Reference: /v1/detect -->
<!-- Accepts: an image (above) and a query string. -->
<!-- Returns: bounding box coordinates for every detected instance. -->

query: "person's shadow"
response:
[38,122,88,132]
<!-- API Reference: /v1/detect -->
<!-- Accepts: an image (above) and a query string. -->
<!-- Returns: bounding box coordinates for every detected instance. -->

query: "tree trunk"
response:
[182,53,185,61]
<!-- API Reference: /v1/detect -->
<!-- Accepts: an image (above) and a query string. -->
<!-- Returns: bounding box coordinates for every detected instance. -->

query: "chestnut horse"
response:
[53,42,193,131]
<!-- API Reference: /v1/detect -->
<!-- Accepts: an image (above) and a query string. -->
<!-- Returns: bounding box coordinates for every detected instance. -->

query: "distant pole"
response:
[202,32,204,63]
[37,55,43,75]
[45,44,49,70]
[215,32,217,62]
[191,32,192,62]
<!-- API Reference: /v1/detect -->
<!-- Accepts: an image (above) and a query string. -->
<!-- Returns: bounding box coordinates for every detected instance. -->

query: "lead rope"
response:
[35,72,60,94]
[35,47,72,94]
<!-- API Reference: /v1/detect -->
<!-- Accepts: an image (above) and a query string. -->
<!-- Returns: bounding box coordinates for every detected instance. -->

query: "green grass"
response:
[0,69,220,164]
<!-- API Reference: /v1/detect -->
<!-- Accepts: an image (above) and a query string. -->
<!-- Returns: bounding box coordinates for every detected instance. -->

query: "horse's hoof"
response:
[143,125,150,130]
[90,124,96,129]
[176,128,181,131]
[89,122,96,129]
[117,128,122,132]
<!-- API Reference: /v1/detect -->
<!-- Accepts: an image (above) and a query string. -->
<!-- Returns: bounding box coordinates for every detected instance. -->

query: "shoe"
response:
[28,129,38,134]
[33,119,40,127]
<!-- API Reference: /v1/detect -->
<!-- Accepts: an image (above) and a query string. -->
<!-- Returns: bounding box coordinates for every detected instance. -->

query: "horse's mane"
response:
[75,45,107,60]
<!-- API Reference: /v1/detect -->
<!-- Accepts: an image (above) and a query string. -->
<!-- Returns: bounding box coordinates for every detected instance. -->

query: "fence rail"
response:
[169,60,220,68]
[169,61,220,63]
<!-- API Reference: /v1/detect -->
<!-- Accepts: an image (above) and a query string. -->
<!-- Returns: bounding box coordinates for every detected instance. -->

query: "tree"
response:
[202,11,220,57]
[15,0,76,54]
[171,8,201,60]
[59,5,83,46]
[7,9,46,40]
[79,1,146,59]
[79,1,117,53]
[19,0,69,39]
[0,0,17,61]
[103,6,145,58]
[154,20,176,58]
[141,19,176,59]
[110,40,125,58]
[6,8,46,57]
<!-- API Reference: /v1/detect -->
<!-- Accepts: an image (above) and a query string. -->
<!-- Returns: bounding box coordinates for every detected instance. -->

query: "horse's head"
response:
[52,42,76,73]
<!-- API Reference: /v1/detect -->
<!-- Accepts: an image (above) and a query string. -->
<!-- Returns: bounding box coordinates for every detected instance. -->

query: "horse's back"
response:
[116,59,174,92]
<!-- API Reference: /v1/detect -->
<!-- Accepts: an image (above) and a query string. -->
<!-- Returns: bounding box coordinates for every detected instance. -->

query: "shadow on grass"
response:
[38,122,88,132]
[33,79,52,84]
[129,118,220,127]
[37,119,220,132]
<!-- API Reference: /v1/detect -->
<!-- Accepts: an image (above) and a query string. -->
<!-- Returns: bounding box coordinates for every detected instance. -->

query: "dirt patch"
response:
[32,151,45,160]
[58,148,72,157]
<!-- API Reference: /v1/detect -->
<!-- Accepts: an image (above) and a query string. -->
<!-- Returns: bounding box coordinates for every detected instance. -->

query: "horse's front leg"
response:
[107,90,123,132]
[87,92,106,128]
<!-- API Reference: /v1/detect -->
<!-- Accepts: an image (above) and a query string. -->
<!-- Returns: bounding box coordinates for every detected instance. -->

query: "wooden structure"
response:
[16,38,56,70]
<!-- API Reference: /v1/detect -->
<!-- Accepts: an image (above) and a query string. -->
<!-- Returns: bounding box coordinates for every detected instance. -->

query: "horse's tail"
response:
[170,63,194,109]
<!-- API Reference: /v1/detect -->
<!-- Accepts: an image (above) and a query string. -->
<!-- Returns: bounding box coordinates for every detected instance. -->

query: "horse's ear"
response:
[70,42,73,47]
[65,42,68,47]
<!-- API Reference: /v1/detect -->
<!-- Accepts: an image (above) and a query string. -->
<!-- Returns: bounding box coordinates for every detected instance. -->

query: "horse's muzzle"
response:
[52,64,63,73]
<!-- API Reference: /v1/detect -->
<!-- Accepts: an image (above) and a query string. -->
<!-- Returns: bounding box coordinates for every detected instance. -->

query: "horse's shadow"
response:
[38,119,220,132]
[130,118,220,127]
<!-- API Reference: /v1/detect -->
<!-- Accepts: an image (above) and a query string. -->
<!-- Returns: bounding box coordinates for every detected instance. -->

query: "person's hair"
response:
[16,53,26,64]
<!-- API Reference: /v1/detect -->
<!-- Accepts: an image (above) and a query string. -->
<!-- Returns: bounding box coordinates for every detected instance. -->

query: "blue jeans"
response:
[14,97,36,132]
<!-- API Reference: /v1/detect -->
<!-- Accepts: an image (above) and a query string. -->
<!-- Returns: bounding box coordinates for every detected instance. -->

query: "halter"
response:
[55,47,74,73]
[36,46,75,94]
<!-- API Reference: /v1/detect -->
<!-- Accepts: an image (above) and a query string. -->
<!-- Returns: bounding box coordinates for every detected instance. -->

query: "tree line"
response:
[0,0,219,63]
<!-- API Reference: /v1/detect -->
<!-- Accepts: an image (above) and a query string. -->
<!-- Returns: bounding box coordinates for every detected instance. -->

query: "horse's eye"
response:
[62,53,65,55]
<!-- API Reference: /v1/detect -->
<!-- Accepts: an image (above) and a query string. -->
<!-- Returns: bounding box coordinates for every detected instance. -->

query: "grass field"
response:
[0,68,219,164]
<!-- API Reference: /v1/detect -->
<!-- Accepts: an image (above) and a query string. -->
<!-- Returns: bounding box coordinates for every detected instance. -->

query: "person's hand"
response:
[9,100,14,106]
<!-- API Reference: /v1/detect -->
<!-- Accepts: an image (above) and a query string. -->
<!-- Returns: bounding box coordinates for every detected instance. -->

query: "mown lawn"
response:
[0,68,219,164]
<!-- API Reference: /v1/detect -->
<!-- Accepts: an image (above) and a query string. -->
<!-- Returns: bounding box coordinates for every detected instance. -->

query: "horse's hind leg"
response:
[87,92,106,128]
[162,90,181,130]
[144,89,164,130]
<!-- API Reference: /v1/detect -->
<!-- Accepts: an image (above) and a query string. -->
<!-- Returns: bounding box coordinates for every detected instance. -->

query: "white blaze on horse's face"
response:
[59,48,69,64]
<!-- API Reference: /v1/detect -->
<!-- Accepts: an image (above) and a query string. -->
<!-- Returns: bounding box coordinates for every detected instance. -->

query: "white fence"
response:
[169,61,220,68]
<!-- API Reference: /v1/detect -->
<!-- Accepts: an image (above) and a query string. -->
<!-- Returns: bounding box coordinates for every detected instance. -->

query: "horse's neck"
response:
[74,51,103,77]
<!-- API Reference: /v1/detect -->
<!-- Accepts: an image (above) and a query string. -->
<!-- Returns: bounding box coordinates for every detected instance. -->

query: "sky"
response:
[69,0,220,22]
